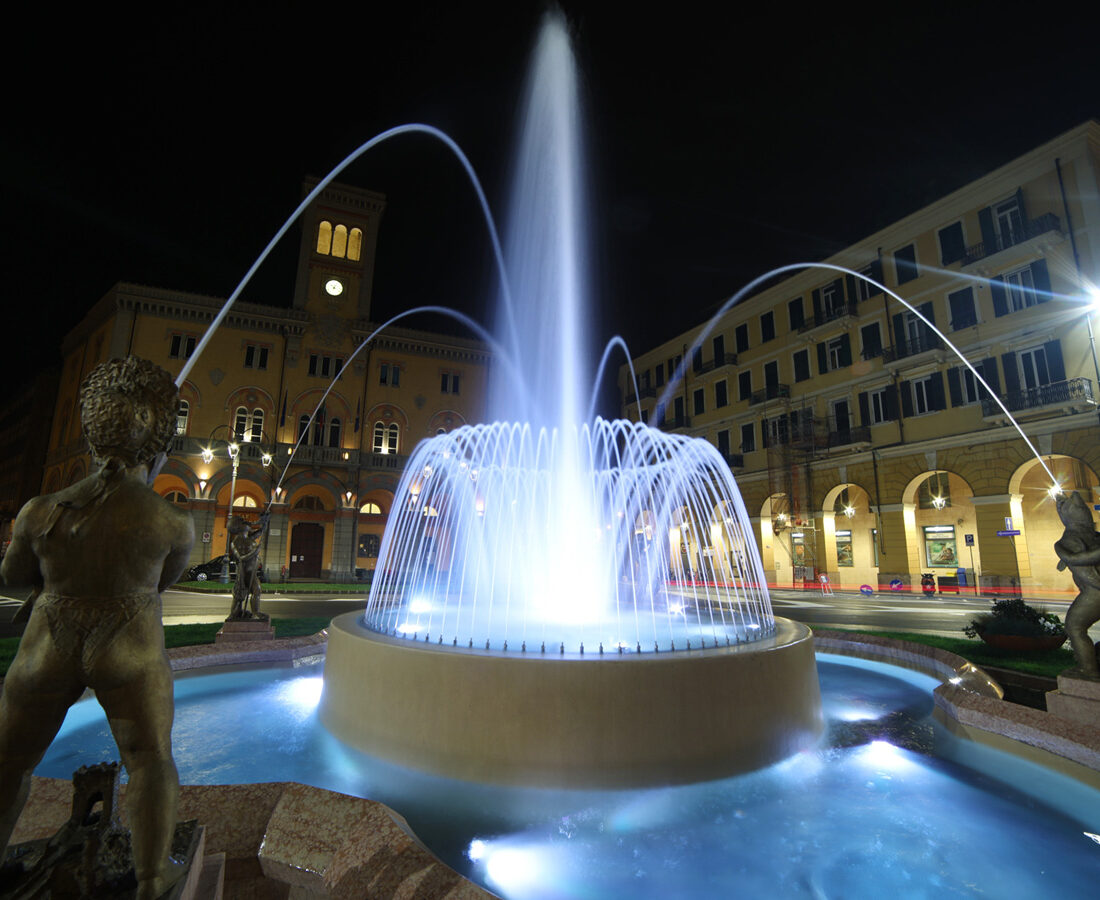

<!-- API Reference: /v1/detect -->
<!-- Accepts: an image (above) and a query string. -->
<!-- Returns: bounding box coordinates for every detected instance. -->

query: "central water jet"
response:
[319,12,822,787]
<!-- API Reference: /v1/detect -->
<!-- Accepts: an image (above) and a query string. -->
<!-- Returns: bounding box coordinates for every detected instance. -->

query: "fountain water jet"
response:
[320,13,822,787]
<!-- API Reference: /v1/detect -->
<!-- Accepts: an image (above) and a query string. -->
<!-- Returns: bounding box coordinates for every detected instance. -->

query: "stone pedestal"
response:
[1046,673,1100,728]
[215,619,275,644]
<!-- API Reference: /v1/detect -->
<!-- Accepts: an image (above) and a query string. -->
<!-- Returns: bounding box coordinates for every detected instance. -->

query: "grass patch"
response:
[0,617,333,678]
[813,626,1073,679]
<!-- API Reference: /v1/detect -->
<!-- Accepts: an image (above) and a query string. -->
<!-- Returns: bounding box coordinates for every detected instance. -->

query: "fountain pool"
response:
[35,653,1100,898]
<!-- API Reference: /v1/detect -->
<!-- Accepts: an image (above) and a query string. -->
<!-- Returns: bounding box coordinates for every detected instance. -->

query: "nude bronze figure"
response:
[228,511,269,620]
[0,357,194,898]
[1054,491,1100,679]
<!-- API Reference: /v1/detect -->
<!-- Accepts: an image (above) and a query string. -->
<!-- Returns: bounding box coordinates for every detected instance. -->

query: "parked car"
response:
[183,555,236,582]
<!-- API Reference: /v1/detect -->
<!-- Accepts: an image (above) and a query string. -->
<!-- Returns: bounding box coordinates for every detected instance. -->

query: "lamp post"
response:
[202,425,274,584]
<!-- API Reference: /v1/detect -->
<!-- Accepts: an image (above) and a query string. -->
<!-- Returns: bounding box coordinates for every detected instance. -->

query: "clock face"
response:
[324,278,344,296]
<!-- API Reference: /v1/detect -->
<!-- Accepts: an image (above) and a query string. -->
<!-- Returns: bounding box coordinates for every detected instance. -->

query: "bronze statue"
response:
[227,511,269,620]
[0,357,194,898]
[1054,491,1100,679]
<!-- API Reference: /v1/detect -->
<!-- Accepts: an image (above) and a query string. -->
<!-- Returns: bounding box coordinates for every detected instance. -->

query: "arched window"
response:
[328,417,341,448]
[234,406,248,441]
[176,400,189,436]
[387,423,399,454]
[164,490,188,504]
[316,220,333,255]
[359,501,383,515]
[233,495,258,508]
[372,422,385,454]
[294,495,325,511]
[348,227,363,261]
[332,224,348,258]
[250,408,264,443]
[298,414,310,444]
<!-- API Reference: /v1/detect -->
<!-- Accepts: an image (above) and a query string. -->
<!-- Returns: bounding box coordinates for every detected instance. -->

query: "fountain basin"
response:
[319,612,822,787]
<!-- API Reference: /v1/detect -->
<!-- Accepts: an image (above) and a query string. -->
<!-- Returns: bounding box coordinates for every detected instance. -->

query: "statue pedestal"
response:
[1046,672,1100,728]
[215,619,275,644]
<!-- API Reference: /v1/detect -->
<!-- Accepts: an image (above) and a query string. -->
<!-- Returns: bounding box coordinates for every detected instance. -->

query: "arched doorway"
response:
[290,523,324,578]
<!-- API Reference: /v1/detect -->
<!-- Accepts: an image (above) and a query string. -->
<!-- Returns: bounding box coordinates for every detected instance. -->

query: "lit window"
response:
[176,400,189,436]
[233,495,258,508]
[359,502,383,515]
[316,221,333,255]
[348,227,363,262]
[332,224,348,258]
[250,408,264,443]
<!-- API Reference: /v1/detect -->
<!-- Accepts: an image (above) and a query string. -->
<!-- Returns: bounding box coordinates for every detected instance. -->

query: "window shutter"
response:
[947,368,962,406]
[991,278,1008,317]
[929,372,946,410]
[1001,352,1020,395]
[978,358,1000,400]
[1031,258,1051,302]
[845,273,857,303]
[900,380,913,417]
[1044,340,1066,382]
[870,258,884,293]
[789,297,804,330]
[884,385,899,420]
[811,289,823,322]
[762,419,770,449]
[919,301,935,331]
[892,313,905,348]
[1015,187,1028,223]
[858,391,870,425]
[978,207,995,249]
[817,342,828,375]
[840,334,852,367]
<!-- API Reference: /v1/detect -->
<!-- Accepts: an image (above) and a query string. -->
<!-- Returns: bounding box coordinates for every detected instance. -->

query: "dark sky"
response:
[4,5,1098,413]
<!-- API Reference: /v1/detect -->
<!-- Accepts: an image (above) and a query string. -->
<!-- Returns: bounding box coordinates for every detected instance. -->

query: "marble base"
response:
[1047,673,1100,728]
[216,620,275,644]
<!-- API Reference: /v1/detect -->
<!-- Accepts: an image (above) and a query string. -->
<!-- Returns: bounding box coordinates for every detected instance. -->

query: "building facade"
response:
[621,121,1100,599]
[45,180,489,580]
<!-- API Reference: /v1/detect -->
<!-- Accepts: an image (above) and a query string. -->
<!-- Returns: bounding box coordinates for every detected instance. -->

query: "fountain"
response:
[318,13,821,787]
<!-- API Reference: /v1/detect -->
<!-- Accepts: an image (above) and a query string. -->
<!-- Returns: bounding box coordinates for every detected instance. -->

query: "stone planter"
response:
[978,632,1066,652]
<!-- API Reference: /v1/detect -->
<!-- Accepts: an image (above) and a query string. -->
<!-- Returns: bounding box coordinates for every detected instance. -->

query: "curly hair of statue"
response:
[79,357,179,467]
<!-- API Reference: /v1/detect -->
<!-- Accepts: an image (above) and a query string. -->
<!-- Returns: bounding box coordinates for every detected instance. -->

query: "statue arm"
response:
[1054,538,1100,567]
[158,513,195,593]
[1,499,44,590]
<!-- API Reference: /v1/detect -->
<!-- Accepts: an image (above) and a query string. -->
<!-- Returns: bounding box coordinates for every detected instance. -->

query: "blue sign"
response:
[860,584,874,596]
[996,530,1021,537]
[889,579,903,591]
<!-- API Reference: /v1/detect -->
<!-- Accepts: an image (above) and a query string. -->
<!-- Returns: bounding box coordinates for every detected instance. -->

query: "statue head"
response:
[227,516,249,535]
[1056,491,1093,528]
[80,357,179,468]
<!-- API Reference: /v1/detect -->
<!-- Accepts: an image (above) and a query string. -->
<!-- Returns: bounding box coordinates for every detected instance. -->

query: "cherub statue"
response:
[227,510,270,620]
[0,357,194,898]
[1053,491,1100,679]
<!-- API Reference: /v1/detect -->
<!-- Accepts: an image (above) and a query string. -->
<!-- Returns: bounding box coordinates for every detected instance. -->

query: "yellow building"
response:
[45,180,489,580]
[621,121,1100,599]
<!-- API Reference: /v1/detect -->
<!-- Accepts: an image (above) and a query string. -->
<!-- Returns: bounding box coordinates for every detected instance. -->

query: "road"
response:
[0,586,1095,643]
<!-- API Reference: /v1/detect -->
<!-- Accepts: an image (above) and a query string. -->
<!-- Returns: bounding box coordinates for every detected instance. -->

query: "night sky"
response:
[4,5,1098,414]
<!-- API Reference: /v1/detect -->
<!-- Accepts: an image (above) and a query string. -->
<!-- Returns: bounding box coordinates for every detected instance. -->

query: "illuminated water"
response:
[36,655,1099,897]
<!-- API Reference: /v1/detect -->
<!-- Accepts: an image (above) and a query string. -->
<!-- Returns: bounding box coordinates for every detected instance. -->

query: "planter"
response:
[977,632,1066,652]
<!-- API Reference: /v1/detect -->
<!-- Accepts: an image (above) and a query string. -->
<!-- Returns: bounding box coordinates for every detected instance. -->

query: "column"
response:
[971,494,1022,597]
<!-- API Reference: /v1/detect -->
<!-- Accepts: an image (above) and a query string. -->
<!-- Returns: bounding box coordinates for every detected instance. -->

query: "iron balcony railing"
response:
[749,384,791,405]
[961,213,1060,265]
[696,352,739,375]
[718,452,744,469]
[797,301,859,334]
[981,377,1095,416]
[658,413,690,431]
[827,426,871,448]
[882,332,944,364]
[625,385,657,405]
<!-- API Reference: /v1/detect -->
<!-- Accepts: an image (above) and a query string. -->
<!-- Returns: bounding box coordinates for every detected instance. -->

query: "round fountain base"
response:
[320,613,823,787]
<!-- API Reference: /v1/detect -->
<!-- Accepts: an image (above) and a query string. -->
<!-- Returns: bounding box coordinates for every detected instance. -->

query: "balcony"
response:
[882,333,944,365]
[981,377,1095,417]
[826,426,871,448]
[718,452,744,469]
[961,213,1060,266]
[625,385,657,406]
[695,352,739,375]
[749,384,791,406]
[658,413,690,431]
[798,301,859,335]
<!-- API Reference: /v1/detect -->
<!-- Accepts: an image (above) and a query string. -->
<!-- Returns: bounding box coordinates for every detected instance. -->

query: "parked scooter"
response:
[921,573,936,595]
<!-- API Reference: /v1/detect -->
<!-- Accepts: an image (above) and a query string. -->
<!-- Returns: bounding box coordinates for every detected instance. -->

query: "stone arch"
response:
[281,469,344,510]
[819,482,876,588]
[426,410,466,435]
[900,470,977,586]
[1009,454,1099,595]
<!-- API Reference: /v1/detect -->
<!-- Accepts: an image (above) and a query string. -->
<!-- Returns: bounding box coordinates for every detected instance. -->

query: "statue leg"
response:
[1065,591,1100,678]
[0,623,83,853]
[96,660,180,899]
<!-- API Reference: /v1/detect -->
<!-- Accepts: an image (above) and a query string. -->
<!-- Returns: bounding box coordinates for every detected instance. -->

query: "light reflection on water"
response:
[37,656,1100,899]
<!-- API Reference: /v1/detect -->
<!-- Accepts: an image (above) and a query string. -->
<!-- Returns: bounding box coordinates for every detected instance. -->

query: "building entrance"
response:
[289,522,324,578]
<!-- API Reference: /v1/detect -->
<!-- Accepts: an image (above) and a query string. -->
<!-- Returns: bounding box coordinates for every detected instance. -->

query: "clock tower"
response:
[291,177,386,320]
